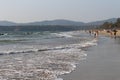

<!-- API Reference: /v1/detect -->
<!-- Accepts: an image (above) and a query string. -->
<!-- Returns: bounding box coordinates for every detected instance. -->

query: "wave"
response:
[55,78,63,80]
[52,32,74,38]
[0,39,97,56]
[0,31,98,80]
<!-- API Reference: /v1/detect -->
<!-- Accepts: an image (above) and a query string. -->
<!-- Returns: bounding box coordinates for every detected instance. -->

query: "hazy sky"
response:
[0,0,120,22]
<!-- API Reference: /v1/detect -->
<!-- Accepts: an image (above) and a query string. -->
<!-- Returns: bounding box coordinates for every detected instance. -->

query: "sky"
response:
[0,0,120,23]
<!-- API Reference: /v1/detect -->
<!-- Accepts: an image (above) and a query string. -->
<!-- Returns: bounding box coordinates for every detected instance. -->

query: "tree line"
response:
[100,18,120,29]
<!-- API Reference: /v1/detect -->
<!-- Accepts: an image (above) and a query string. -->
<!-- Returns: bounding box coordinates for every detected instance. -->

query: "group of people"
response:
[107,29,118,38]
[88,30,99,38]
[88,29,118,39]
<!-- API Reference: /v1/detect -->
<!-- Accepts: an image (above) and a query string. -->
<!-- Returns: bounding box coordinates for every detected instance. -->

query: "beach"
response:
[61,35,120,80]
[99,29,120,37]
[0,31,120,80]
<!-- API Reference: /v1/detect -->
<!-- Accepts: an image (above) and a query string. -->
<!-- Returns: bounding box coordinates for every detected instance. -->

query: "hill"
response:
[87,18,117,25]
[0,18,118,31]
[25,19,85,26]
[0,18,117,26]
[0,21,17,26]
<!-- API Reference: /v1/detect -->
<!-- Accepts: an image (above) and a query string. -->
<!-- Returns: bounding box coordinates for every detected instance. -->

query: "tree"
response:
[101,22,113,29]
[115,18,120,28]
[100,18,120,29]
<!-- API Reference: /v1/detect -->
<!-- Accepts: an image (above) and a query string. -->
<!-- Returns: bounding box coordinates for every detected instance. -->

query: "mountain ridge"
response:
[0,18,117,26]
[87,18,117,25]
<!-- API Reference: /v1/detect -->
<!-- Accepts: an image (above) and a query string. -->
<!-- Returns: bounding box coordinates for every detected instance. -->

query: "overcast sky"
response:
[0,0,120,22]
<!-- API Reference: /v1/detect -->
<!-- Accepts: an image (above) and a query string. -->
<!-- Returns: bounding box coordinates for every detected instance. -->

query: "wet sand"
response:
[61,37,120,80]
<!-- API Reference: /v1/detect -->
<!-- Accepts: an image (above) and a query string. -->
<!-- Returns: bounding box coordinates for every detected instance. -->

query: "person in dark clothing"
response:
[113,29,117,38]
[94,30,99,38]
[88,30,92,36]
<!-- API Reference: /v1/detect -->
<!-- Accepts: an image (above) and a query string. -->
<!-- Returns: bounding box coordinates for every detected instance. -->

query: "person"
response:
[96,30,99,37]
[88,30,92,36]
[110,31,113,38]
[106,30,113,38]
[113,29,117,38]
[94,30,99,38]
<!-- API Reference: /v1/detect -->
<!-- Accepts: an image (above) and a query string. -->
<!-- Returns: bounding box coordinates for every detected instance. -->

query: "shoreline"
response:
[61,35,120,80]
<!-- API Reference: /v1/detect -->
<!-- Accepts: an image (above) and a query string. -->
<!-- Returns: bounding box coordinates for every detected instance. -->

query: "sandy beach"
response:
[99,29,120,37]
[61,35,120,80]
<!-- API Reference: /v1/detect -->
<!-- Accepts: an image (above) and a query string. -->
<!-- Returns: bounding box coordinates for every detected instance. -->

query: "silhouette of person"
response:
[94,30,99,38]
[113,29,117,38]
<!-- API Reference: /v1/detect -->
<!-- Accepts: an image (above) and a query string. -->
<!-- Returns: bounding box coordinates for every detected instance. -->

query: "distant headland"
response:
[0,18,119,31]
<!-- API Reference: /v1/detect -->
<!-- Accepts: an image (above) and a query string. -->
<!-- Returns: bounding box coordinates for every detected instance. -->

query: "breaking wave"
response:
[0,31,97,80]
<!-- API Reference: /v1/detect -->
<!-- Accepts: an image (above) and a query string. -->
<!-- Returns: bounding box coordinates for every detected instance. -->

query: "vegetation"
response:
[100,18,120,29]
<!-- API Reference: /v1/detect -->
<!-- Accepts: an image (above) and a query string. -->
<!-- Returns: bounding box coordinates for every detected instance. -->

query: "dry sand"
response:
[99,29,120,37]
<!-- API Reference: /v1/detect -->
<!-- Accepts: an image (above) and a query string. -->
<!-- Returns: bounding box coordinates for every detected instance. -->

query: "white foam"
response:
[0,31,98,80]
[53,32,73,38]
[55,78,63,80]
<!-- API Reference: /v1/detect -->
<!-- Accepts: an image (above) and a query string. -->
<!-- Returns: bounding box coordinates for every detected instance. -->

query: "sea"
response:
[0,31,97,80]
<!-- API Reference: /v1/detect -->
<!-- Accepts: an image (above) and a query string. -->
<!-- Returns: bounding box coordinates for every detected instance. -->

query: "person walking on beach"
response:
[113,29,117,38]
[89,30,92,36]
[94,30,99,38]
[110,31,113,38]
[106,30,113,38]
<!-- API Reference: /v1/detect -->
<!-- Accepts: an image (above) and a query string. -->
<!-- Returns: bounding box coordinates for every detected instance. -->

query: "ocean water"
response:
[0,31,97,80]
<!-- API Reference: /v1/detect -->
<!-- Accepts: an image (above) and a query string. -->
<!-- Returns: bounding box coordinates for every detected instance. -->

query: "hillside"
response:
[0,18,117,26]
[0,18,118,31]
[25,19,85,26]
[87,18,117,25]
